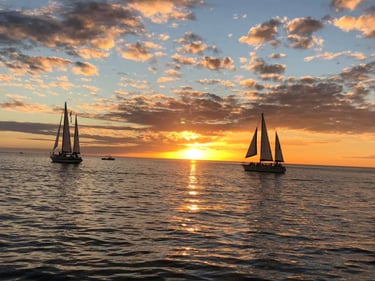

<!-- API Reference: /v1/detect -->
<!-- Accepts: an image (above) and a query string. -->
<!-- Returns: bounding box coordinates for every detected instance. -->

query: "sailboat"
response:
[242,113,286,173]
[50,102,83,164]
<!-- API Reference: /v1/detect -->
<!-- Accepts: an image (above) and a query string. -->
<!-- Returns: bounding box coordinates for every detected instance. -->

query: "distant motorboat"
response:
[242,113,286,173]
[50,102,82,164]
[102,156,115,160]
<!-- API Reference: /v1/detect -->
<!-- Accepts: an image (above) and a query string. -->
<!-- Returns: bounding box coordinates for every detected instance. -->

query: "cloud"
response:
[159,33,170,41]
[238,17,284,46]
[0,74,14,82]
[0,53,71,75]
[0,121,56,136]
[172,53,196,65]
[239,78,263,90]
[242,52,286,76]
[334,14,375,38]
[197,56,236,71]
[175,32,218,55]
[286,17,324,35]
[239,16,324,49]
[285,17,324,49]
[1,58,374,154]
[330,0,363,12]
[73,47,110,59]
[73,62,98,76]
[121,42,155,61]
[109,61,374,135]
[119,77,150,90]
[304,51,366,62]
[0,98,50,112]
[127,0,201,23]
[269,53,286,59]
[0,0,205,81]
[198,79,235,88]
[157,76,180,83]
[0,2,143,54]
[178,41,209,54]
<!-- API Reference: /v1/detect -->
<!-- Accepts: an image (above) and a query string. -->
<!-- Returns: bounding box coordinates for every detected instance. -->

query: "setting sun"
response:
[184,147,204,160]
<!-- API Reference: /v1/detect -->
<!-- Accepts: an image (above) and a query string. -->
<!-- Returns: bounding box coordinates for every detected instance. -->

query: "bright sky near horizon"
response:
[0,0,374,167]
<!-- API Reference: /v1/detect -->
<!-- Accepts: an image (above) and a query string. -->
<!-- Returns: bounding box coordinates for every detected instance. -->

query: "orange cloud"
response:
[198,56,235,71]
[72,62,98,76]
[172,53,196,65]
[121,42,154,61]
[239,17,283,46]
[331,0,363,12]
[128,0,199,23]
[334,14,375,38]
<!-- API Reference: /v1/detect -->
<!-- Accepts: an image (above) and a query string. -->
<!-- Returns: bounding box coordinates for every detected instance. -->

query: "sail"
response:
[275,132,284,162]
[245,127,257,158]
[61,102,72,153]
[260,113,273,161]
[52,114,62,152]
[72,115,80,154]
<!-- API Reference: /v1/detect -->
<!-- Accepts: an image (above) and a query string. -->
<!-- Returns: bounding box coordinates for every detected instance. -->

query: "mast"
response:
[245,127,257,158]
[61,102,72,154]
[274,132,284,163]
[72,115,80,155]
[260,113,273,161]
[52,114,62,152]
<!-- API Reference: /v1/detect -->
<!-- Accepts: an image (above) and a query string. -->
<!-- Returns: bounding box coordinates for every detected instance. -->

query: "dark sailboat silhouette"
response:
[242,113,285,173]
[50,102,82,164]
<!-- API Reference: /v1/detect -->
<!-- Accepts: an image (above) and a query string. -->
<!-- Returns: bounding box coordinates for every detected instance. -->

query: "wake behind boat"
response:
[242,113,285,173]
[50,102,82,164]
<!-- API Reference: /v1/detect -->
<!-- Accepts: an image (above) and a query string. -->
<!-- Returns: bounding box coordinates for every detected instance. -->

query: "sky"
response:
[0,0,374,167]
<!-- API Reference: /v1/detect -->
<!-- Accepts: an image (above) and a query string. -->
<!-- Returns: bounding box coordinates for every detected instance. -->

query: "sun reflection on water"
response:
[186,161,200,213]
[178,160,204,235]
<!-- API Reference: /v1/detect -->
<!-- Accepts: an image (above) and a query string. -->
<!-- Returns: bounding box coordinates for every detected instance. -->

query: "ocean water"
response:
[0,153,374,281]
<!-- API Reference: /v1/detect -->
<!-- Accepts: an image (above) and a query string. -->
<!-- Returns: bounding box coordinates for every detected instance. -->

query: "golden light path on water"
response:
[180,161,200,234]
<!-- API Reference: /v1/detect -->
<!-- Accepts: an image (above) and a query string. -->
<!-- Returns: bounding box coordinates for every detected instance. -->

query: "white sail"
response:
[72,115,80,154]
[260,113,273,161]
[52,114,62,152]
[275,132,284,163]
[245,127,257,158]
[62,102,72,153]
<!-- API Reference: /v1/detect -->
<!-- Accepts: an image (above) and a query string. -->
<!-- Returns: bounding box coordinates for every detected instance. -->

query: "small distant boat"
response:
[242,113,286,173]
[101,156,115,160]
[50,102,82,164]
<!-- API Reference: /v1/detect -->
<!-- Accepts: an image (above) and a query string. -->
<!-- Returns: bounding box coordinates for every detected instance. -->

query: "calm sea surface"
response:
[0,152,374,280]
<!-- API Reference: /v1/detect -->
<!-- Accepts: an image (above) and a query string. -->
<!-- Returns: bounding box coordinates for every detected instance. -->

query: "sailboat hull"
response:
[50,153,82,164]
[242,162,286,173]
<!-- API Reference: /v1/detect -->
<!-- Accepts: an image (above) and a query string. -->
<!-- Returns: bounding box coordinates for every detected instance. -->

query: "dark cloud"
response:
[0,52,71,75]
[0,1,204,76]
[239,16,324,49]
[0,2,144,76]
[0,121,57,136]
[286,17,323,35]
[243,53,286,76]
[101,62,375,135]
[0,3,143,54]
[285,17,324,49]
[0,120,147,152]
[175,32,218,55]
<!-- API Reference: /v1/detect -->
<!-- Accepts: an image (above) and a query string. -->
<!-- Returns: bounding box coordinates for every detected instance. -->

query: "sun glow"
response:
[183,147,205,160]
